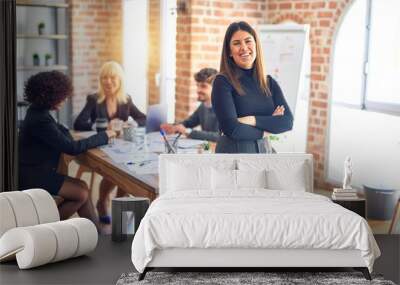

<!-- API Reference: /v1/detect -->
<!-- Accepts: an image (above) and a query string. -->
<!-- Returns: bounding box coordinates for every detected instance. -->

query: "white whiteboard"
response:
[258,24,311,153]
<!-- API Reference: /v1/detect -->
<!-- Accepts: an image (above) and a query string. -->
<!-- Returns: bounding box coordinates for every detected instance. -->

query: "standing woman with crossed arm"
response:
[212,21,293,153]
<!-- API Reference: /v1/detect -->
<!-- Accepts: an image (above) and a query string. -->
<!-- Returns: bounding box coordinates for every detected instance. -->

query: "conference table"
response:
[59,132,214,202]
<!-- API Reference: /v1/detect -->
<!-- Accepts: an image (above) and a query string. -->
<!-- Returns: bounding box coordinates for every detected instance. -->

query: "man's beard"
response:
[197,93,207,102]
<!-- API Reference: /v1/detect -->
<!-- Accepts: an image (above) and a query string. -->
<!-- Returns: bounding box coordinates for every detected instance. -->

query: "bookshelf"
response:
[16,0,71,126]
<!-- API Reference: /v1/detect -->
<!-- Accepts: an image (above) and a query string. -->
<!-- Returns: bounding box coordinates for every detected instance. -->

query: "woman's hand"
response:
[160,123,176,134]
[272,105,285,116]
[174,124,187,135]
[263,131,270,138]
[105,130,117,139]
[237,116,256,126]
[237,106,284,127]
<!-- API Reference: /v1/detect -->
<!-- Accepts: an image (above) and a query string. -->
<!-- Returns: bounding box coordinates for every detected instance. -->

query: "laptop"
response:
[145,104,168,133]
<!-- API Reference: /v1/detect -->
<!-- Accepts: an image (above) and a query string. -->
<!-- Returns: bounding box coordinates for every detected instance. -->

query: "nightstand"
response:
[111,197,150,242]
[332,197,366,218]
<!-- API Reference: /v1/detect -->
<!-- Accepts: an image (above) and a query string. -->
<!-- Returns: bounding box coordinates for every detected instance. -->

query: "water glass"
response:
[123,124,135,141]
[111,119,123,137]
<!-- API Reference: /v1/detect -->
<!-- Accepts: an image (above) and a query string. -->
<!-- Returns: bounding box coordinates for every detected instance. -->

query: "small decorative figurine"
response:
[343,156,353,190]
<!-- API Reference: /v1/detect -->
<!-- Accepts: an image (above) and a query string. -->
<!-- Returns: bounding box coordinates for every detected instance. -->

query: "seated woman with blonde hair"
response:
[74,61,146,224]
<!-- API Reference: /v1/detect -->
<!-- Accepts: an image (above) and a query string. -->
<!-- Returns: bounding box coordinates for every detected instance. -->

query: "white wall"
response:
[159,0,177,122]
[123,0,148,113]
[327,105,400,190]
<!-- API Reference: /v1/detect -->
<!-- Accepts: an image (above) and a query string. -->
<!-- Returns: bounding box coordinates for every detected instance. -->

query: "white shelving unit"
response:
[16,0,71,126]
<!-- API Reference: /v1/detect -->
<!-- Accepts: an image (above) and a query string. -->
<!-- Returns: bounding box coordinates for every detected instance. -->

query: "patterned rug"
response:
[116,271,395,285]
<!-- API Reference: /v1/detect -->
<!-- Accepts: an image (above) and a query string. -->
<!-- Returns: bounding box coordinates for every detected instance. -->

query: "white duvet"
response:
[131,190,380,273]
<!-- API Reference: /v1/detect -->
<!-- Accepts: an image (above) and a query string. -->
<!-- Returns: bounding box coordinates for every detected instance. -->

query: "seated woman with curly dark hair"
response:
[18,71,116,230]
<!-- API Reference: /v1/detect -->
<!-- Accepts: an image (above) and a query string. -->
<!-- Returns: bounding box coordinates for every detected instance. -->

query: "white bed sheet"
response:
[131,190,380,273]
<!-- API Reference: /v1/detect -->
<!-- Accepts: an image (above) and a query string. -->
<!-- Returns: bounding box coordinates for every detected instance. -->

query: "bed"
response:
[131,154,380,280]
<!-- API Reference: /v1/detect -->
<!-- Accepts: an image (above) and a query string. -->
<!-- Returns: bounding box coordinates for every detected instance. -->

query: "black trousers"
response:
[215,135,270,154]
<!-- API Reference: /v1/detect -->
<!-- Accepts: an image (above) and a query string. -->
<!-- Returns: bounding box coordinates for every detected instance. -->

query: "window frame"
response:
[333,0,400,116]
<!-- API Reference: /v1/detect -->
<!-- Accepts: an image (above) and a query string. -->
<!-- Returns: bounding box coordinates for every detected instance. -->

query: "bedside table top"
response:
[331,197,366,202]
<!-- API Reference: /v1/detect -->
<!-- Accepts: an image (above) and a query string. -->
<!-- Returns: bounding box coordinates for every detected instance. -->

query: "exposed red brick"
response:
[329,2,338,9]
[279,3,292,9]
[311,101,328,109]
[319,20,330,27]
[311,2,326,9]
[212,2,234,9]
[318,12,334,18]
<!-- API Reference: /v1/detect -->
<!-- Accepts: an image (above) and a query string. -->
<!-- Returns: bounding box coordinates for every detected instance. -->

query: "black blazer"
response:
[74,93,146,131]
[19,104,108,173]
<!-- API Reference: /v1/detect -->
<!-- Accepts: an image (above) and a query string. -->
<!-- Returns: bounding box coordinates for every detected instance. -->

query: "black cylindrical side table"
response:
[112,197,150,242]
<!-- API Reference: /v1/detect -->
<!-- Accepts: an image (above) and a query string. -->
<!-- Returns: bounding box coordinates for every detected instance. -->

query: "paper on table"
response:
[124,156,159,175]
[177,148,199,154]
[145,133,206,152]
[124,152,158,164]
[100,139,143,163]
[125,160,158,175]
[177,139,207,149]
[146,132,174,153]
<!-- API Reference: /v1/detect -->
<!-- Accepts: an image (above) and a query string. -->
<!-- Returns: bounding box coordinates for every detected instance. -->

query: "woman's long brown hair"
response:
[219,21,270,96]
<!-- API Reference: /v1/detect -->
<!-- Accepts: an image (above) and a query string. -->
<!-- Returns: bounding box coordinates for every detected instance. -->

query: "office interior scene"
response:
[0,0,399,284]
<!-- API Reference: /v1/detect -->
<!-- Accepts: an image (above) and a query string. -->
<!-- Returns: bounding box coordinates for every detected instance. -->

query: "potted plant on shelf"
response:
[38,22,45,35]
[45,54,52,66]
[32,53,40,66]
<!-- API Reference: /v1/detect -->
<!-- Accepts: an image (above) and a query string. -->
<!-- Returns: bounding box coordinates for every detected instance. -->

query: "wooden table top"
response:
[65,131,215,200]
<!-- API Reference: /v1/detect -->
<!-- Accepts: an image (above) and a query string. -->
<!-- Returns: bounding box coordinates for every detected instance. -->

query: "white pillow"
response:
[236,169,267,189]
[211,168,237,191]
[266,162,307,191]
[167,163,212,192]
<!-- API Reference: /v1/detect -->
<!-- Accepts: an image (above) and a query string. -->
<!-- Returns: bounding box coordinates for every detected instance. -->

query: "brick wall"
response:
[147,0,161,105]
[265,0,351,188]
[68,0,351,189]
[175,0,266,121]
[69,0,123,117]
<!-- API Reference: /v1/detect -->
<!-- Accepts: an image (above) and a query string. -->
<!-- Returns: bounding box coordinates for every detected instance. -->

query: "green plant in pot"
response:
[33,53,40,66]
[38,22,45,35]
[263,134,280,154]
[45,53,52,66]
[202,142,211,153]
[268,135,280,142]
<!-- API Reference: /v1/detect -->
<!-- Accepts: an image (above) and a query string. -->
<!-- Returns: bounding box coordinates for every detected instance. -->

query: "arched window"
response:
[332,0,400,113]
[327,0,400,189]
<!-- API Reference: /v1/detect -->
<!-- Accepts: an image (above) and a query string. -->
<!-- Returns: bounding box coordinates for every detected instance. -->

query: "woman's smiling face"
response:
[101,73,120,97]
[229,30,256,69]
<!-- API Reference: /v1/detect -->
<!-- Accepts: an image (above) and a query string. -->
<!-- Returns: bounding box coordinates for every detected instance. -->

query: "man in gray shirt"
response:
[161,68,219,142]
